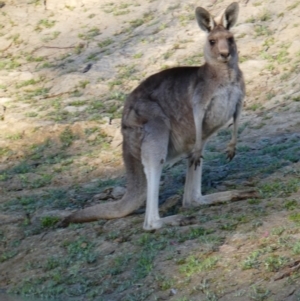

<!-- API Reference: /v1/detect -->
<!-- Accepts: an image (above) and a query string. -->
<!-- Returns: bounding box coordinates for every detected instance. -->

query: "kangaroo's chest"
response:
[203,84,243,137]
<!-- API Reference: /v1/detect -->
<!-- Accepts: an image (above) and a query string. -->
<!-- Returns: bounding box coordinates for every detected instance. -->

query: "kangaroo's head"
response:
[195,2,239,66]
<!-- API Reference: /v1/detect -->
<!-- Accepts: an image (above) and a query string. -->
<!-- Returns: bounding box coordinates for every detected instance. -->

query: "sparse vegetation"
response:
[78,27,101,40]
[98,38,113,48]
[1,1,300,300]
[35,19,56,31]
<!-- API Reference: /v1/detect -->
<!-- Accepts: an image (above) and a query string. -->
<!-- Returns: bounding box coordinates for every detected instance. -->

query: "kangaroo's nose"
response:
[220,52,229,59]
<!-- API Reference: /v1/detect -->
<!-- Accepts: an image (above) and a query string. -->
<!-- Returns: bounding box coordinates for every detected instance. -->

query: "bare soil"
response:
[1,0,300,300]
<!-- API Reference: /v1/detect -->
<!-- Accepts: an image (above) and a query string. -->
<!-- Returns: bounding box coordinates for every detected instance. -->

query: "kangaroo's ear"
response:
[195,7,215,33]
[221,2,239,30]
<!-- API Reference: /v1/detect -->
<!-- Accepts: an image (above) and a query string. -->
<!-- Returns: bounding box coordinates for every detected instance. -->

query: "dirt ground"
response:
[0,0,300,300]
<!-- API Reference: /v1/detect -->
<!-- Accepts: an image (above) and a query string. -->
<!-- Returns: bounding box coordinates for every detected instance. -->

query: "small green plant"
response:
[264,255,287,272]
[129,12,154,29]
[78,80,90,89]
[44,256,61,271]
[263,37,275,48]
[248,198,261,205]
[242,250,261,270]
[0,250,18,263]
[284,199,298,210]
[65,4,75,10]
[249,285,270,301]
[30,174,53,188]
[259,178,300,198]
[59,127,77,148]
[111,254,132,275]
[254,25,272,37]
[25,112,38,118]
[178,13,194,26]
[292,242,300,254]
[68,100,86,106]
[129,18,144,28]
[287,1,300,10]
[41,31,60,42]
[246,15,256,23]
[107,79,123,90]
[38,62,54,69]
[78,27,101,40]
[289,212,300,223]
[113,9,130,16]
[259,10,271,22]
[108,91,127,101]
[11,162,32,174]
[247,103,262,111]
[155,275,174,291]
[163,49,175,60]
[86,52,99,61]
[25,87,50,98]
[16,78,40,88]
[271,226,285,236]
[6,133,23,140]
[292,95,300,102]
[266,91,275,100]
[117,64,136,79]
[0,173,8,181]
[27,55,45,62]
[41,216,60,228]
[280,72,291,80]
[179,255,218,277]
[0,59,21,70]
[219,222,237,231]
[133,52,143,59]
[63,238,97,264]
[98,38,113,48]
[35,19,56,31]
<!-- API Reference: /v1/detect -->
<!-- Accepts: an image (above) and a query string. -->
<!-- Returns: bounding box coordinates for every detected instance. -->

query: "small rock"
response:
[92,192,110,201]
[169,288,177,296]
[111,186,126,199]
[96,241,117,256]
[64,105,88,113]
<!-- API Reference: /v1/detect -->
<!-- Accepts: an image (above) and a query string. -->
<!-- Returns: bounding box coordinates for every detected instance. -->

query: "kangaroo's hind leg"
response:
[141,117,169,230]
[141,117,184,230]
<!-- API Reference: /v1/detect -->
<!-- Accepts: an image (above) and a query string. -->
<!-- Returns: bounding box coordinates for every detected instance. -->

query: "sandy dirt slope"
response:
[0,0,300,300]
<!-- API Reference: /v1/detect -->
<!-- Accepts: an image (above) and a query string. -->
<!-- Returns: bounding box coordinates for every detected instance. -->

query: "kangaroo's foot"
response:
[184,189,259,208]
[143,214,197,231]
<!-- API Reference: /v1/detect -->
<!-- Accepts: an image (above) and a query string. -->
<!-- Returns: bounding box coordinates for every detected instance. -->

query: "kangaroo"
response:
[61,2,257,230]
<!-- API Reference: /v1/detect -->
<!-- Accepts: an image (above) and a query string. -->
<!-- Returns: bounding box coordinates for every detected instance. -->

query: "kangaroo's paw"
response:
[225,144,236,161]
[188,149,203,169]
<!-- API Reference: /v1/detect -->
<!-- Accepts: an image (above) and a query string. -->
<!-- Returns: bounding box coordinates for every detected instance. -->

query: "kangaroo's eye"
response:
[228,37,234,43]
[209,40,216,45]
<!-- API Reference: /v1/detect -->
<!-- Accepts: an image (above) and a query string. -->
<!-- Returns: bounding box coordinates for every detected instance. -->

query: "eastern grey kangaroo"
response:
[62,2,257,230]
